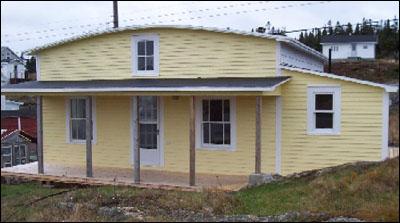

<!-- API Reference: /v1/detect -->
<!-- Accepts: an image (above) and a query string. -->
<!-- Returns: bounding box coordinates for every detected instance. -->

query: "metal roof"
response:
[26,25,326,61]
[320,35,378,44]
[1,76,291,93]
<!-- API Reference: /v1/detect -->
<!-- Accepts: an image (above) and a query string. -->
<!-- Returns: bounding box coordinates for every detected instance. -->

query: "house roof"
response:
[320,35,378,44]
[1,116,37,139]
[1,129,36,142]
[281,66,398,92]
[25,25,326,61]
[0,76,291,93]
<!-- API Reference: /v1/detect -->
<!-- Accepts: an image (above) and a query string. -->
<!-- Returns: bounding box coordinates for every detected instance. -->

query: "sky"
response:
[1,1,399,56]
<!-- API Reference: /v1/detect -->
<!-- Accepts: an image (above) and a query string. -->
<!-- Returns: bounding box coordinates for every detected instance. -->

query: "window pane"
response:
[139,96,157,122]
[316,113,333,129]
[77,99,86,118]
[71,99,77,118]
[315,94,333,110]
[203,123,209,143]
[223,100,230,121]
[138,57,145,70]
[146,57,154,70]
[140,124,157,149]
[2,147,11,155]
[202,100,209,121]
[20,145,26,157]
[146,41,154,55]
[210,123,223,144]
[210,100,222,121]
[138,41,145,55]
[78,120,86,140]
[71,120,79,140]
[224,124,231,144]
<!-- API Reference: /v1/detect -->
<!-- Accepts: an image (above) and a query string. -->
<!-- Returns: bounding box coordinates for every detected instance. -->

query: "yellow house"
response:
[2,26,397,186]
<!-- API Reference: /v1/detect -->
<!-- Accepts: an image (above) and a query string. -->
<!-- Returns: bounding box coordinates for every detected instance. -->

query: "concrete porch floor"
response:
[1,162,248,191]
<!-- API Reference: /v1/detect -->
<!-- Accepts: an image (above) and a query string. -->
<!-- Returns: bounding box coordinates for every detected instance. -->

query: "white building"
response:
[320,35,378,60]
[1,46,26,79]
[1,47,25,111]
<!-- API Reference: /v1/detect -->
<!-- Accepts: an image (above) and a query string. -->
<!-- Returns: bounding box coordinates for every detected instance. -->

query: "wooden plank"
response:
[189,96,196,186]
[134,96,141,183]
[86,96,93,177]
[255,96,262,174]
[36,96,44,174]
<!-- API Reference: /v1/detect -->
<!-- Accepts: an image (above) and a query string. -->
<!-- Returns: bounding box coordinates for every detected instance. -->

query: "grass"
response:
[1,157,399,222]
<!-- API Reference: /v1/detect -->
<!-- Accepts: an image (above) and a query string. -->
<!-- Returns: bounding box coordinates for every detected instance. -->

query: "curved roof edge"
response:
[281,66,398,93]
[26,25,326,61]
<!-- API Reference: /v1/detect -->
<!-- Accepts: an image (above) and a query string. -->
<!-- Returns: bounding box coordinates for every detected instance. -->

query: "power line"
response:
[2,1,332,45]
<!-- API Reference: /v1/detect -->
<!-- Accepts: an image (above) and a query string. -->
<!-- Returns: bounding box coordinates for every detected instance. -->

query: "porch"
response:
[1,76,290,188]
[1,162,248,191]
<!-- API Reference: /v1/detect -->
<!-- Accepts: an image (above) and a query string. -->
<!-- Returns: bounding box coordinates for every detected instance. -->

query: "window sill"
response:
[132,72,159,77]
[68,140,97,145]
[196,145,236,152]
[307,130,340,136]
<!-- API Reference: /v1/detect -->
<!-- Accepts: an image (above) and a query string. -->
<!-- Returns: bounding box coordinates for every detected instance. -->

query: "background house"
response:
[1,116,37,168]
[320,35,378,60]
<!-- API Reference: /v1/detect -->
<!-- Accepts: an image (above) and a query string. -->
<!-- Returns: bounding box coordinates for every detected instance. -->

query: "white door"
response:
[132,96,163,166]
[351,43,357,57]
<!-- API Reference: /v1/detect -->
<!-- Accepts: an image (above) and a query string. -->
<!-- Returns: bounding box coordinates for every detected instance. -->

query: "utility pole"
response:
[328,48,332,73]
[113,1,119,28]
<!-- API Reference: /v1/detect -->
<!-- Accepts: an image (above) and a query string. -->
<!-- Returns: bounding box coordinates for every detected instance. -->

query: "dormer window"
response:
[132,34,159,76]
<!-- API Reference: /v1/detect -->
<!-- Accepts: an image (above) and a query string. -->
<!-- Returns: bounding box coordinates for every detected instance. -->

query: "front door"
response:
[351,43,357,57]
[133,96,162,166]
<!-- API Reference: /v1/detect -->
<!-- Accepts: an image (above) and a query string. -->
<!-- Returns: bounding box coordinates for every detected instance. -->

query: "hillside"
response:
[326,59,399,84]
[1,157,399,222]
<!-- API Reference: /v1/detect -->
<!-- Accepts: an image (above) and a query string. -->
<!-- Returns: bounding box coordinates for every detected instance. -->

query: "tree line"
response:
[297,18,399,59]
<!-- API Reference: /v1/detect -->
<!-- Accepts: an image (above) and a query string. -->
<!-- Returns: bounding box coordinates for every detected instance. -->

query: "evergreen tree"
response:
[334,21,346,35]
[354,24,361,34]
[25,56,36,74]
[299,32,304,42]
[345,22,353,35]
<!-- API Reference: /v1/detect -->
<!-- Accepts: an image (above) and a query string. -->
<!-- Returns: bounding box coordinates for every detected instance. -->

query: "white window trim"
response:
[131,34,160,76]
[65,97,97,144]
[195,96,236,151]
[35,55,40,81]
[307,86,341,135]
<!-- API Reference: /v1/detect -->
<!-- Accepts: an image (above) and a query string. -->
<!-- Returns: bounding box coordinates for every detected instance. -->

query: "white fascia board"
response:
[281,66,399,93]
[1,87,277,93]
[2,79,291,94]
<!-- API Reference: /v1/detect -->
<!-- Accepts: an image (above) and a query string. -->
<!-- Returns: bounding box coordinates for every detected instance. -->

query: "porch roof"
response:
[1,76,290,94]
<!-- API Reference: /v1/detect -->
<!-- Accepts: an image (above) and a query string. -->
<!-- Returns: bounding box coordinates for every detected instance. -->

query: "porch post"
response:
[36,96,44,174]
[134,96,141,183]
[255,96,262,174]
[86,96,93,177]
[189,96,196,186]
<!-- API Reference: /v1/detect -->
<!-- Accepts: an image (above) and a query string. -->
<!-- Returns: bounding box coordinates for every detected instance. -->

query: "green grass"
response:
[1,158,399,222]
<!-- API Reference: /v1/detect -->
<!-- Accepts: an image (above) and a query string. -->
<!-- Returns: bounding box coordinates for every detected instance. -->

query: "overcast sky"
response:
[1,1,399,55]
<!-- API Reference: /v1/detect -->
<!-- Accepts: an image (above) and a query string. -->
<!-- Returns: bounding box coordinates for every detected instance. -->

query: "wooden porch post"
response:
[255,96,262,174]
[86,96,93,177]
[189,96,196,186]
[36,96,44,174]
[134,96,141,183]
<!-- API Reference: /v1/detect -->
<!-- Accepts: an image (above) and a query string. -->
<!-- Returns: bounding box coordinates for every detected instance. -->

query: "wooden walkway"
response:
[1,171,202,192]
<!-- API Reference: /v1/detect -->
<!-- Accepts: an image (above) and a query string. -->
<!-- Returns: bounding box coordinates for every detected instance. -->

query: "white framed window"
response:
[131,34,159,76]
[1,144,12,167]
[195,97,236,150]
[307,86,341,135]
[66,97,96,144]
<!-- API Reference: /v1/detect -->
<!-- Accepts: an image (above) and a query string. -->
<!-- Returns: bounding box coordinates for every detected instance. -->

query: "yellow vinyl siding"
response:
[280,70,383,175]
[43,95,277,176]
[43,96,132,169]
[39,28,276,81]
